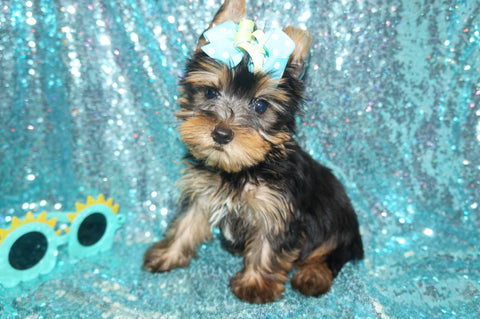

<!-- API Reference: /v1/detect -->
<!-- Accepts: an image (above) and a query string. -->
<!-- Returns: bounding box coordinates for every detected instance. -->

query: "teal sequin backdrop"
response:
[0,0,479,317]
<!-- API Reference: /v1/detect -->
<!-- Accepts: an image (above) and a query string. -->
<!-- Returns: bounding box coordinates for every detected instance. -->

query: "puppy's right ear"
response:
[196,0,247,52]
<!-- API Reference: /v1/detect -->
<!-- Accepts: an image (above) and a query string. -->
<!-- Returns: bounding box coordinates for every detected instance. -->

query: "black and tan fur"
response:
[144,0,363,304]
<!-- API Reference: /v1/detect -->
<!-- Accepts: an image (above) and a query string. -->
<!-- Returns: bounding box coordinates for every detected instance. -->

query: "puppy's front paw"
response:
[143,241,191,273]
[230,270,285,304]
[291,261,333,296]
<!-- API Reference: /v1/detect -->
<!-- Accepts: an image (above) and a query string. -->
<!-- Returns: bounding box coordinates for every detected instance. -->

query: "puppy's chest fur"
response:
[180,165,292,246]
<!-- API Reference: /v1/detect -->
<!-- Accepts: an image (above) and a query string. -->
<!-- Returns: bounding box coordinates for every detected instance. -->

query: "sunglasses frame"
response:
[0,195,124,287]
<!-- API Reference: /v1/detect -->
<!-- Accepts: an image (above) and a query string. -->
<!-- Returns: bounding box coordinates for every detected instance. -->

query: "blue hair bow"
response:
[201,19,295,79]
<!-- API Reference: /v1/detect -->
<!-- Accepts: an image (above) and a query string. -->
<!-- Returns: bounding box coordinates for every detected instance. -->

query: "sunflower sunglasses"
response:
[0,194,124,287]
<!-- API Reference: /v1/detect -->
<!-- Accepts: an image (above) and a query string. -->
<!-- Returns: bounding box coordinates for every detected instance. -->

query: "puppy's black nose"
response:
[212,123,234,145]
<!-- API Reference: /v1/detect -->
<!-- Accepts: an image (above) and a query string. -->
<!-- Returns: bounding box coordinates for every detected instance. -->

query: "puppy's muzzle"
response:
[212,122,234,145]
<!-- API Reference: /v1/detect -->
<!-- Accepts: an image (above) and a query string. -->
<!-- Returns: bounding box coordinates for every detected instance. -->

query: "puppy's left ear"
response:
[284,26,313,79]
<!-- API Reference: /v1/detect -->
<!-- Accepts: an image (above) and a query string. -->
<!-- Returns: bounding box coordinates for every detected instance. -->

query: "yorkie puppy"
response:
[144,0,363,304]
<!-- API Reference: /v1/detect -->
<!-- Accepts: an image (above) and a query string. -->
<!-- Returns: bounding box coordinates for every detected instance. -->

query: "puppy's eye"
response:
[204,87,218,99]
[252,99,268,114]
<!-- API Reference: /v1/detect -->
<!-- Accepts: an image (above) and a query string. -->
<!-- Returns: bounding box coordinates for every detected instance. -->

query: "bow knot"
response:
[201,19,295,79]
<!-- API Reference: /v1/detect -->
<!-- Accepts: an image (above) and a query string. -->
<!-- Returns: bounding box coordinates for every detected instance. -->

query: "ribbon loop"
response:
[201,19,295,79]
[233,19,255,46]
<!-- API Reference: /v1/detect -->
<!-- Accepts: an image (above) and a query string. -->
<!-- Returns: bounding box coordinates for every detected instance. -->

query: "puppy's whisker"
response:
[199,109,218,119]
[175,109,196,120]
[257,131,275,144]
[227,107,235,122]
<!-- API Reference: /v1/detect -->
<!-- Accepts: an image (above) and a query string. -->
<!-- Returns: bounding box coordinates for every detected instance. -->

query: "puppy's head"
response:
[177,0,312,173]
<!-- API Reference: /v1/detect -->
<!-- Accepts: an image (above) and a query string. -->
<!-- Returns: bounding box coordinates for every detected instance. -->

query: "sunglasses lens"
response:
[9,231,48,270]
[77,213,107,246]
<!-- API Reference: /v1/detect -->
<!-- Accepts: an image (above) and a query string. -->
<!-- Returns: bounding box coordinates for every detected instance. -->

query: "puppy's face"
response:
[176,2,312,173]
[177,55,301,173]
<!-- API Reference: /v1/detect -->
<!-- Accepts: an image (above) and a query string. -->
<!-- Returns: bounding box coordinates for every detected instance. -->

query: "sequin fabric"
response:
[0,0,479,318]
